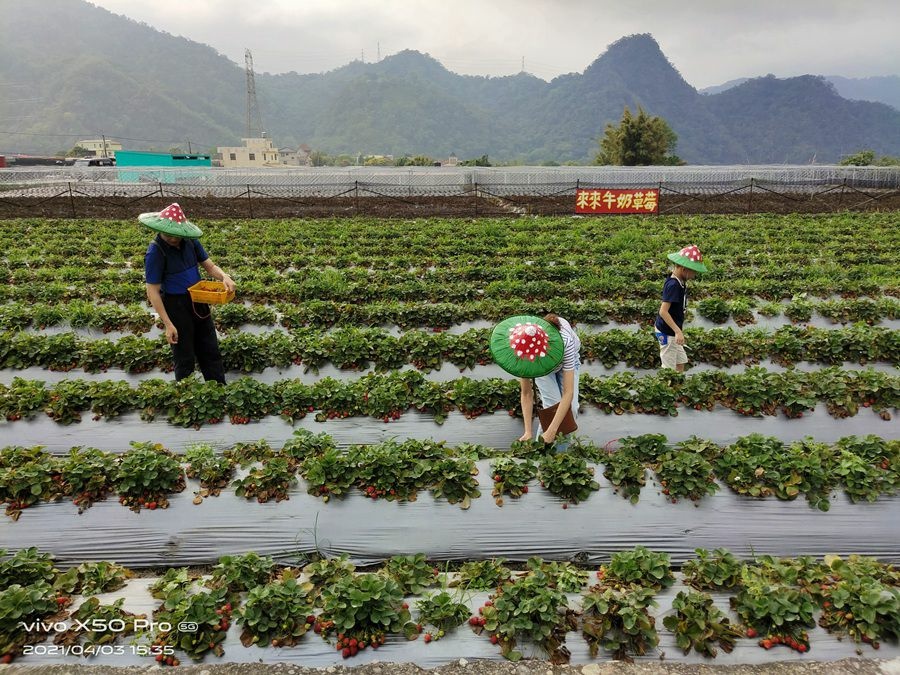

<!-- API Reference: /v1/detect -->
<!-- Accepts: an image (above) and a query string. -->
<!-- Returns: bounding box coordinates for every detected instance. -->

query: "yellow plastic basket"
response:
[188,281,235,305]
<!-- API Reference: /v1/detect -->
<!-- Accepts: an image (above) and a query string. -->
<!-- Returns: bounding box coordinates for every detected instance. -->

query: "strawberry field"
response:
[0,212,898,666]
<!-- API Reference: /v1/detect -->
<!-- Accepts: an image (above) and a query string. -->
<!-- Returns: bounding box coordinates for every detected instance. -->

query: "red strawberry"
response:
[342,647,350,659]
[746,628,757,638]
[490,634,499,644]
[423,633,432,644]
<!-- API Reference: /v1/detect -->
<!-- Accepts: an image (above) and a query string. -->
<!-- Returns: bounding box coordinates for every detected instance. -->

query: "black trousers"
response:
[162,294,226,384]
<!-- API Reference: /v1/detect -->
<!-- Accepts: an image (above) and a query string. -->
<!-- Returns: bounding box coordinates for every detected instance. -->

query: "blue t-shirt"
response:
[144,235,208,295]
[654,274,687,336]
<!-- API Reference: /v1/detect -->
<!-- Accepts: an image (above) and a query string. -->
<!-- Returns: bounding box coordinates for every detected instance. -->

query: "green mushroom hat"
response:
[667,244,708,274]
[138,203,203,238]
[490,315,564,378]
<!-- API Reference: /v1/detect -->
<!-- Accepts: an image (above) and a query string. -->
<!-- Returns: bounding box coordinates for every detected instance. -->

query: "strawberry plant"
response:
[166,378,228,428]
[581,585,658,662]
[538,453,599,505]
[722,367,780,416]
[114,443,185,511]
[380,554,438,595]
[54,561,132,595]
[90,380,135,421]
[450,559,511,591]
[54,597,144,651]
[0,547,58,587]
[237,572,316,648]
[602,449,645,504]
[45,379,93,424]
[303,555,356,597]
[318,573,413,654]
[731,567,816,651]
[299,449,354,502]
[413,591,470,641]
[223,439,275,468]
[152,586,231,661]
[206,552,276,592]
[654,449,718,503]
[0,581,64,662]
[348,441,426,502]
[0,447,61,519]
[184,444,234,499]
[674,436,722,461]
[618,434,668,463]
[271,378,313,423]
[715,434,784,499]
[489,456,536,506]
[600,546,675,591]
[233,457,297,503]
[60,447,117,513]
[225,377,277,424]
[818,572,899,648]
[279,429,335,466]
[428,456,481,509]
[835,449,890,502]
[149,568,196,600]
[526,558,589,592]
[682,548,742,590]
[0,377,49,421]
[663,590,742,657]
[475,570,575,663]
[508,438,554,461]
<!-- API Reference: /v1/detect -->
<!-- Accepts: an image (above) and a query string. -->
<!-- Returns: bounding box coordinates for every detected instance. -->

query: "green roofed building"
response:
[116,150,211,183]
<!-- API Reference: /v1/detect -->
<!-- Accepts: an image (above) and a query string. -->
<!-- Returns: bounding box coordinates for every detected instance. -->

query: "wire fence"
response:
[1,166,898,217]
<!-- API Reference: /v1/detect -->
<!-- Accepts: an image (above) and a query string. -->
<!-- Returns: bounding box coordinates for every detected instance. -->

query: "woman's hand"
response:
[541,429,557,444]
[518,432,532,442]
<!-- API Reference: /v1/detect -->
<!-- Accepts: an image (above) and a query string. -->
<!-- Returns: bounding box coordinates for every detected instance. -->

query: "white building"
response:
[215,137,281,167]
[76,139,122,158]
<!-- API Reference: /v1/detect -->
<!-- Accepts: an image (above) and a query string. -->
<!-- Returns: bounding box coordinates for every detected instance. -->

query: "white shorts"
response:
[656,331,688,369]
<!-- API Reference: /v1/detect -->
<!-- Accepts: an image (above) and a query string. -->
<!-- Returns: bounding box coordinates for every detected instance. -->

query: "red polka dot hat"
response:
[137,203,203,238]
[489,315,565,378]
[667,244,708,274]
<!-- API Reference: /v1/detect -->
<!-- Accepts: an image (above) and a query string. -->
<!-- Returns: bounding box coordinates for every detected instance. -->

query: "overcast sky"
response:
[89,0,899,88]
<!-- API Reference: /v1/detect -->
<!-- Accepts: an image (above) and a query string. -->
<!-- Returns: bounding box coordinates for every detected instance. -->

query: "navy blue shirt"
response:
[654,274,687,336]
[144,235,208,295]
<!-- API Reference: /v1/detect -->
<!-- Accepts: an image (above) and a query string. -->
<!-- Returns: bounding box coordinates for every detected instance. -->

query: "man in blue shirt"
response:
[654,244,708,371]
[140,203,235,384]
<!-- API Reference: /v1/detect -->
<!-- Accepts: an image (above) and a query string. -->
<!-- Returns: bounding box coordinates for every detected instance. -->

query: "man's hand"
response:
[221,274,236,294]
[674,330,685,345]
[165,324,178,345]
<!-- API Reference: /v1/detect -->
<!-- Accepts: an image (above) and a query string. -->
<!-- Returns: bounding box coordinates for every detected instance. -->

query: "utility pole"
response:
[187,140,192,154]
[101,133,108,158]
[245,49,263,138]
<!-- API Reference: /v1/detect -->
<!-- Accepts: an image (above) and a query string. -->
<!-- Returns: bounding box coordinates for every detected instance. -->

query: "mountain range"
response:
[1,0,899,164]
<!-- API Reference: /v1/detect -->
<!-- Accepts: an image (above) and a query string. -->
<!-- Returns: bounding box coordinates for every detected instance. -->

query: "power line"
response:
[0,129,217,148]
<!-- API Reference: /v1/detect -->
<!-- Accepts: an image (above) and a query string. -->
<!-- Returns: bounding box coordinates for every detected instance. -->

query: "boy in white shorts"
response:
[654,245,708,371]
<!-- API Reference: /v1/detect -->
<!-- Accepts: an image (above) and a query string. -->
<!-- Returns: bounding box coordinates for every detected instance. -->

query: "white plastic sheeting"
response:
[15,576,899,667]
[2,405,896,454]
[1,457,898,567]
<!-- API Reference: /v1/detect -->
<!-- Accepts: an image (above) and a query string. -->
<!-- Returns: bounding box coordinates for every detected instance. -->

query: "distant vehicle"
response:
[73,157,115,167]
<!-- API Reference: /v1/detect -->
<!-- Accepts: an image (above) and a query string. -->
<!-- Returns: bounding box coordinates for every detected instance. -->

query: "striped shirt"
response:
[553,317,581,372]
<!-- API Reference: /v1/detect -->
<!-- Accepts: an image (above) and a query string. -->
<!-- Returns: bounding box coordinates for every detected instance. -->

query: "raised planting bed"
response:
[2,548,897,666]
[0,432,896,566]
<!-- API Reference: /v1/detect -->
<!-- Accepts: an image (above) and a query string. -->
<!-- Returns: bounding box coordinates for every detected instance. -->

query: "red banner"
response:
[575,188,659,214]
